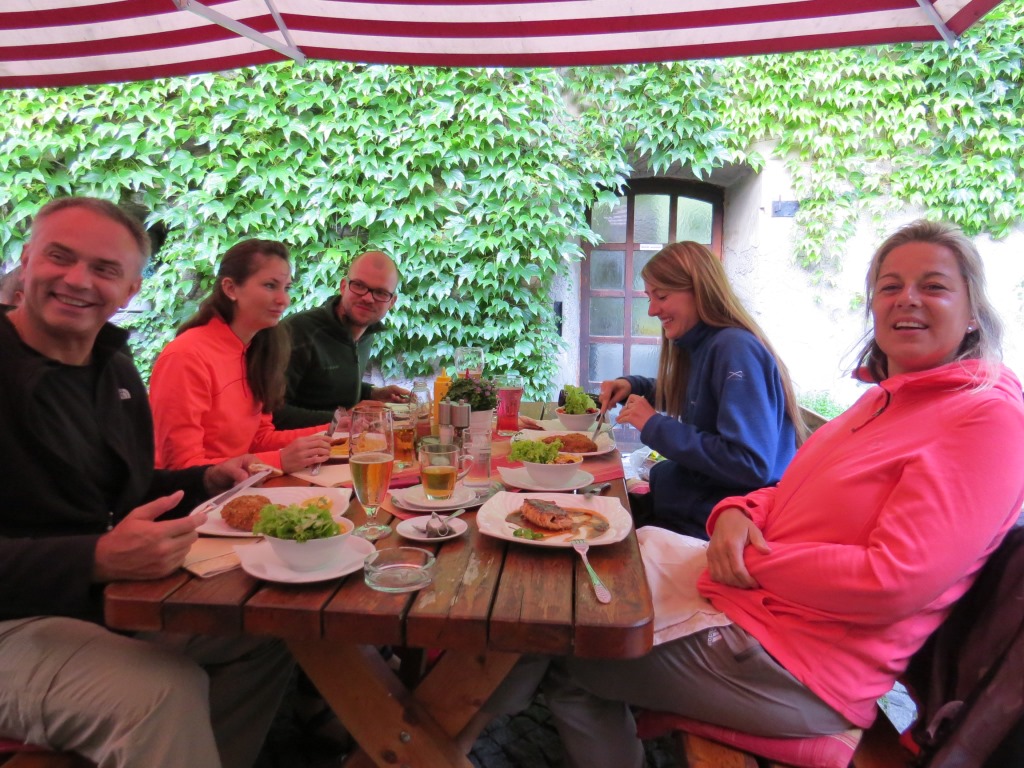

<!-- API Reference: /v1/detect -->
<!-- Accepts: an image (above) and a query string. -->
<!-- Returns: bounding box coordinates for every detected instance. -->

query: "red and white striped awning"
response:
[0,0,1006,89]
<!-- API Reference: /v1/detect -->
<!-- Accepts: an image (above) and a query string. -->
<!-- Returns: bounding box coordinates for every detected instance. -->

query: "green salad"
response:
[562,384,597,415]
[509,439,561,464]
[252,501,339,542]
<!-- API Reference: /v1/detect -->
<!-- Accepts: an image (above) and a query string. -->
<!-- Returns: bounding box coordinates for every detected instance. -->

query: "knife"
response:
[590,408,606,440]
[193,468,272,515]
[311,408,342,476]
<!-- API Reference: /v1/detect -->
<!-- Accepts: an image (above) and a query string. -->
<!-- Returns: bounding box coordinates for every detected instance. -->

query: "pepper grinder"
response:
[451,400,471,453]
[438,400,454,446]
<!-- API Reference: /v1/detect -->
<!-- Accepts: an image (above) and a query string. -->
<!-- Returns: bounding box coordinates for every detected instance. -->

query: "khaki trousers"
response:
[0,616,292,768]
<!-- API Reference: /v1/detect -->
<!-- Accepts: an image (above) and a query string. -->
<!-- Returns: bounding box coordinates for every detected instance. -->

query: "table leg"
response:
[288,640,518,768]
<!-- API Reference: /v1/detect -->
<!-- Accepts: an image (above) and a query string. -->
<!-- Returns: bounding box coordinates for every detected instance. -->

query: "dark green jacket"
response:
[274,295,384,428]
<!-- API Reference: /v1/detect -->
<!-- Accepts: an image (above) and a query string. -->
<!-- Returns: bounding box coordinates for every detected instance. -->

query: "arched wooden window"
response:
[579,179,724,391]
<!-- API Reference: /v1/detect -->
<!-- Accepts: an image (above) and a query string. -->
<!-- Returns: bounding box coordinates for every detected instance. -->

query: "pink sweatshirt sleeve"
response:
[744,399,1024,623]
[706,485,778,534]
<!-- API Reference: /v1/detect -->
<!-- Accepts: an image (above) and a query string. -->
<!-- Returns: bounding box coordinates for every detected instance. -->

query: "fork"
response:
[571,539,612,603]
[311,407,342,476]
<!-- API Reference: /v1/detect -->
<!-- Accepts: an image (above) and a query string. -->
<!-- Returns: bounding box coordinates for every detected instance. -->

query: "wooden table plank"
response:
[489,543,574,655]
[104,572,190,631]
[405,515,504,652]
[244,579,347,639]
[572,532,654,658]
[162,568,257,635]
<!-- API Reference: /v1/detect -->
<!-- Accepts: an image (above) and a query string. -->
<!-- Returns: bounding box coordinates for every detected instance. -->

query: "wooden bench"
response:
[672,714,913,768]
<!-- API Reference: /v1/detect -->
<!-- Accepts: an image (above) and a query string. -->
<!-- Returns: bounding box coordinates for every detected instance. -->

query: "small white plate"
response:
[476,491,632,547]
[396,517,469,542]
[497,466,594,492]
[192,487,352,538]
[513,429,617,457]
[391,484,477,511]
[235,536,374,583]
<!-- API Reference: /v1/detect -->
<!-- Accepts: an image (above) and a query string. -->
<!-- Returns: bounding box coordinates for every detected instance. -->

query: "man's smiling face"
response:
[19,205,143,347]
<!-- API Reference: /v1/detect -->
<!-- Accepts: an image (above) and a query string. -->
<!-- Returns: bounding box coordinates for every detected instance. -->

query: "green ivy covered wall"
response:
[1,1,1021,398]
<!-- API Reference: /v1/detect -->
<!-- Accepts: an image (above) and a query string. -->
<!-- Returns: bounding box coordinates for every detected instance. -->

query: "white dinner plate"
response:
[496,466,594,492]
[395,516,469,542]
[192,487,353,538]
[476,491,632,547]
[390,484,477,511]
[235,536,374,583]
[512,429,617,457]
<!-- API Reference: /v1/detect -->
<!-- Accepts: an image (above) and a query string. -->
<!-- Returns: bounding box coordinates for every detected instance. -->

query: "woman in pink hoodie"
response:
[484,220,1024,768]
[150,239,330,473]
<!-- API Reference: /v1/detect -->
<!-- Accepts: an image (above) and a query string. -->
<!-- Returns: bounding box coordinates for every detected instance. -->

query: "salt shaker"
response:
[438,400,454,446]
[451,400,471,453]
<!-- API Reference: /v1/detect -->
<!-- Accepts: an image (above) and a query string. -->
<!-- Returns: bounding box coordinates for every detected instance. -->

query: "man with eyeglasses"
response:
[274,250,409,429]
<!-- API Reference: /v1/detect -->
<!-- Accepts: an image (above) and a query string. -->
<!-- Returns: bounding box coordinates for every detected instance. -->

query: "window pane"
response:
[591,250,624,290]
[592,195,627,243]
[630,344,661,378]
[632,250,655,291]
[589,343,623,381]
[676,198,714,244]
[631,298,660,337]
[634,194,669,245]
[589,297,624,336]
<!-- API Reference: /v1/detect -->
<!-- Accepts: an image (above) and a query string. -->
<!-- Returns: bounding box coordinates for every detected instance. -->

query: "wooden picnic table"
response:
[104,451,654,768]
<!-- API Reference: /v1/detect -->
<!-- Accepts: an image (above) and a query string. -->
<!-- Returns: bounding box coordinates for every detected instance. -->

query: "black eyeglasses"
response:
[346,279,395,303]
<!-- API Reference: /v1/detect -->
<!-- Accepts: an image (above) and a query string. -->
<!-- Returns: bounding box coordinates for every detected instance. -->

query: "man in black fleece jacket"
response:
[0,197,291,768]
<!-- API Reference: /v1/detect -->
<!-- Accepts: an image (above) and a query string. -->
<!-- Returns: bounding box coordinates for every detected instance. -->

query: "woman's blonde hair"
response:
[179,239,291,412]
[855,219,1003,387]
[641,242,808,444]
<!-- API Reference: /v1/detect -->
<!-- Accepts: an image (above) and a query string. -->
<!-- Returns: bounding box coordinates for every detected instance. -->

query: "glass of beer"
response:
[454,346,485,379]
[390,403,417,470]
[418,443,473,501]
[496,374,524,435]
[350,405,395,541]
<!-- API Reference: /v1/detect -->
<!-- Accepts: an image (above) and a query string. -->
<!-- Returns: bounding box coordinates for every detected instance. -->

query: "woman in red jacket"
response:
[150,239,330,472]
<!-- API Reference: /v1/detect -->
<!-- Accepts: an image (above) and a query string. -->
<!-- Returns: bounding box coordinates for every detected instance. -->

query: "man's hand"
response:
[706,507,771,589]
[93,492,202,582]
[371,385,411,403]
[203,453,259,495]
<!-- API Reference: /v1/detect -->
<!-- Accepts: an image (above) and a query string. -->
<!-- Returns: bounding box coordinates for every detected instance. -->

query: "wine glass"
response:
[349,405,394,541]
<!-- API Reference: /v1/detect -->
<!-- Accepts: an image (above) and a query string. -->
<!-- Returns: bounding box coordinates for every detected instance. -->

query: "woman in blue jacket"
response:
[602,241,806,538]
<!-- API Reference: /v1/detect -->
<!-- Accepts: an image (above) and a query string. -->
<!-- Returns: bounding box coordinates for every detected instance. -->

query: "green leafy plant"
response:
[1,1,1022,395]
[443,376,498,411]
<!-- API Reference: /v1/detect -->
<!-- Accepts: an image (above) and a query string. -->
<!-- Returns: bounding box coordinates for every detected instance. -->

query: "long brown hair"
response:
[641,242,808,444]
[856,219,1003,388]
[179,239,291,412]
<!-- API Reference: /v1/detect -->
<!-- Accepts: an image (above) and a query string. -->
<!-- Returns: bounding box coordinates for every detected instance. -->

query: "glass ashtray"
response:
[364,547,435,593]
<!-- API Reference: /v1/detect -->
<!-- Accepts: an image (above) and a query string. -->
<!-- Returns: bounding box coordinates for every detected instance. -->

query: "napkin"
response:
[636,526,732,646]
[292,463,352,487]
[183,538,259,578]
[292,463,422,489]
